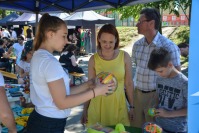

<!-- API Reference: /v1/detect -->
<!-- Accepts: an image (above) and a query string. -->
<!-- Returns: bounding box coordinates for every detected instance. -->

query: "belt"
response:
[137,89,156,93]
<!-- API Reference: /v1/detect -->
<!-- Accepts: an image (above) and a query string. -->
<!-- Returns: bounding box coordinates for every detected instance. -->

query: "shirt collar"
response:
[144,31,160,46]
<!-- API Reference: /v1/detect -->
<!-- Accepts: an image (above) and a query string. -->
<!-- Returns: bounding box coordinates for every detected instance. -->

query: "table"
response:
[6,84,30,107]
[109,126,142,133]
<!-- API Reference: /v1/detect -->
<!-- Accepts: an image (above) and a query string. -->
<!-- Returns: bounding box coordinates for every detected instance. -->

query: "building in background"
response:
[97,7,189,27]
[162,7,189,26]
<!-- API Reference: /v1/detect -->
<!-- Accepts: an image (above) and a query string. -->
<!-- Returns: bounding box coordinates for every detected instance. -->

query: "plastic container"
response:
[8,87,20,93]
[142,122,162,133]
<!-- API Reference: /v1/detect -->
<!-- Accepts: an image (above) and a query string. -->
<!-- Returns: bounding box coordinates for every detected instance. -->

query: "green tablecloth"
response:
[109,126,142,133]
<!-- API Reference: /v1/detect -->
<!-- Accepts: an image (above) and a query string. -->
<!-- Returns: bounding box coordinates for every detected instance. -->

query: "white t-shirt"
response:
[13,43,24,56]
[2,30,10,38]
[30,49,71,118]
[11,31,17,39]
[18,61,30,73]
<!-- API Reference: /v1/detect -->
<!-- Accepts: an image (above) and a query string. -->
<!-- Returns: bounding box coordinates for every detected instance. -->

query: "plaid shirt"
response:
[132,32,180,91]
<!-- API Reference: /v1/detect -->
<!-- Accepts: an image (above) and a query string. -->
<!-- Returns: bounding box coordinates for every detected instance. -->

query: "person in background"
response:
[2,37,9,51]
[74,28,81,55]
[0,39,12,72]
[26,25,33,41]
[1,28,10,38]
[81,24,134,127]
[7,36,25,73]
[7,39,14,49]
[10,27,17,40]
[178,42,189,57]
[18,40,33,84]
[59,44,88,82]
[68,34,77,45]
[131,8,181,128]
[148,48,187,133]
[0,72,17,133]
[2,37,14,51]
[0,27,2,38]
[26,13,115,133]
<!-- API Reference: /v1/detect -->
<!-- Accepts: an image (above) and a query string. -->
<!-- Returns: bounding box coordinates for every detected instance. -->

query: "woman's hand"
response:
[93,79,116,97]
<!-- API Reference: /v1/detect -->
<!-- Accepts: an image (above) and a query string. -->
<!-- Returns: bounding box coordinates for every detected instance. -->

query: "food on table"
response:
[143,122,162,133]
[21,107,34,114]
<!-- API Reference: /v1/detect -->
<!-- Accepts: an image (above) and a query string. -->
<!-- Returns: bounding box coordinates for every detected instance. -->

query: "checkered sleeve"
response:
[132,42,137,64]
[165,42,181,67]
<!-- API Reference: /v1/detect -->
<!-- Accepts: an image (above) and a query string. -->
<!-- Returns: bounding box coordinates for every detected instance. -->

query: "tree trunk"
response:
[189,0,192,26]
[2,10,6,18]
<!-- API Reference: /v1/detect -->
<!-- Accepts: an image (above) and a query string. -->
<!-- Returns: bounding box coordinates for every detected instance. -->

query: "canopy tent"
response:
[0,0,160,13]
[66,10,115,26]
[7,13,42,25]
[28,13,75,29]
[65,10,115,52]
[28,12,70,26]
[65,10,114,21]
[0,13,19,26]
[0,0,160,28]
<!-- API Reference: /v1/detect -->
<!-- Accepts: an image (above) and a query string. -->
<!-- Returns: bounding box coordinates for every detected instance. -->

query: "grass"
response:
[168,26,190,45]
[168,26,190,67]
[117,27,138,47]
[117,26,190,68]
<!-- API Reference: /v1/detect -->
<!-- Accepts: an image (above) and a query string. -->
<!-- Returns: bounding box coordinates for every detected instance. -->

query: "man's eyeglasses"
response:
[137,19,151,25]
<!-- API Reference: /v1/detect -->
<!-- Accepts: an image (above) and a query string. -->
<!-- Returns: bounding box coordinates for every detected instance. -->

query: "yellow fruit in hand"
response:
[102,74,113,84]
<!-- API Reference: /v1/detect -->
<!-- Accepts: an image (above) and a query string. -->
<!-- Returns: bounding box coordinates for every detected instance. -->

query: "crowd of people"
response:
[0,7,188,133]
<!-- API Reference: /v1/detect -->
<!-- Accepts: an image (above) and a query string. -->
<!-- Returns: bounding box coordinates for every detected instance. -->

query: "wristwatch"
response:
[129,105,135,109]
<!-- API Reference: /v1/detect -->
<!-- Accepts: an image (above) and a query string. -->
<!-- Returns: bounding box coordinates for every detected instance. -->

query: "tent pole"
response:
[35,13,39,32]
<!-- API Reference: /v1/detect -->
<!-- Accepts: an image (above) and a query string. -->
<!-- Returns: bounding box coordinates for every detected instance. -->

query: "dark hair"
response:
[140,8,161,30]
[18,36,25,40]
[178,42,189,48]
[21,40,33,61]
[97,24,119,50]
[63,44,77,52]
[0,39,4,46]
[34,13,66,51]
[2,37,9,41]
[148,47,171,70]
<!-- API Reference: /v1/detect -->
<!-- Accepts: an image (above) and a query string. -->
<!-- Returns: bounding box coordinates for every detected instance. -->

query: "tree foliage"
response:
[105,0,191,21]
[0,10,20,19]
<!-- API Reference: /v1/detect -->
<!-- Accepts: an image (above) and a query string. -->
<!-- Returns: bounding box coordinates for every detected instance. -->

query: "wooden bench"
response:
[0,67,6,71]
[69,72,85,85]
[0,70,17,80]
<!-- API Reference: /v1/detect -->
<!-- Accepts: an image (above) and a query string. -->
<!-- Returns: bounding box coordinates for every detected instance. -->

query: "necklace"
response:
[101,50,115,60]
